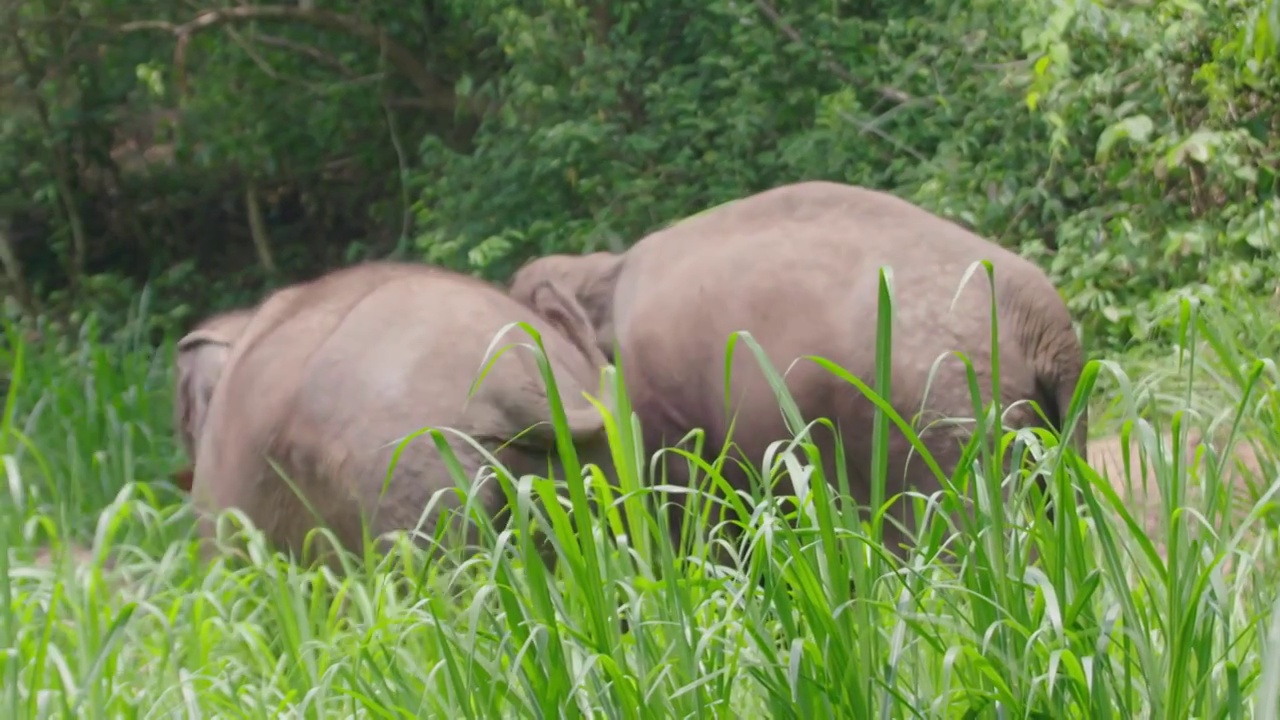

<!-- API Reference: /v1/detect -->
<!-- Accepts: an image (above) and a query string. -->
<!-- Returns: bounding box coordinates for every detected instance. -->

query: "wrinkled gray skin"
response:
[191,261,614,566]
[509,181,1088,554]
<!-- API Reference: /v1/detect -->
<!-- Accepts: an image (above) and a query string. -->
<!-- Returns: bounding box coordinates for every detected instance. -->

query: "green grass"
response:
[2,279,1280,718]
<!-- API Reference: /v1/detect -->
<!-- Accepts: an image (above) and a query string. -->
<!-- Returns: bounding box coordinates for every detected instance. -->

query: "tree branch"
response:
[218,24,381,95]
[253,33,360,78]
[120,6,483,116]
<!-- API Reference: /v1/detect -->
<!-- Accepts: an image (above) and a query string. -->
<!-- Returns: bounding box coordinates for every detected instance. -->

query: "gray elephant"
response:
[190,261,614,566]
[509,180,1088,554]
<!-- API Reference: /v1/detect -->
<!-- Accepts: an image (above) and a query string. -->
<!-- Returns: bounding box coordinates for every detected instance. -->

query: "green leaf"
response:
[1096,115,1155,161]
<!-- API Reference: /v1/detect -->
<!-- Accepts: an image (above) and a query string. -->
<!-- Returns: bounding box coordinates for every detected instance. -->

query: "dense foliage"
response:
[3,0,1277,350]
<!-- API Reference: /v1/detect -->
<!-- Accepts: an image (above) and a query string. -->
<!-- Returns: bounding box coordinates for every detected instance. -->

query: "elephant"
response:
[508,180,1089,555]
[189,261,615,567]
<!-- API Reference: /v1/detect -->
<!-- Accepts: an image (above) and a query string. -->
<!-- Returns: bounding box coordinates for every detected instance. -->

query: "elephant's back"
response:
[619,181,1059,351]
[255,266,599,476]
[630,182,1037,290]
[611,182,1062,434]
[294,273,526,424]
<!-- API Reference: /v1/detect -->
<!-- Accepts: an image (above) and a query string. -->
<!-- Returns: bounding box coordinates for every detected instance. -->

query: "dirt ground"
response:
[1086,427,1271,558]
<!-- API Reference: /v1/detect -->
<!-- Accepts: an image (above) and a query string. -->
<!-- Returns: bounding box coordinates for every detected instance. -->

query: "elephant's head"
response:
[509,252,625,361]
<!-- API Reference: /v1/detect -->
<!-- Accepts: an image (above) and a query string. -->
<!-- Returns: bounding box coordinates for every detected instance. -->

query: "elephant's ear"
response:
[492,280,609,448]
[173,332,231,460]
[527,279,609,369]
[176,326,230,353]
